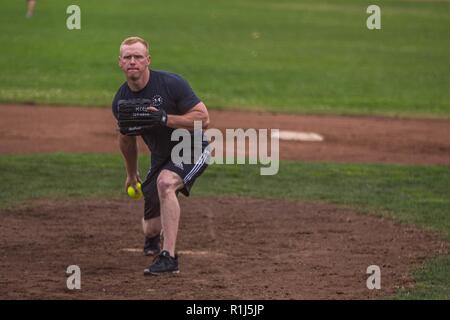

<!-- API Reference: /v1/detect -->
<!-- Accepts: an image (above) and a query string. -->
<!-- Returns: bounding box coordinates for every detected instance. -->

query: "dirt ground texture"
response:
[0,197,447,300]
[0,104,449,300]
[0,104,449,165]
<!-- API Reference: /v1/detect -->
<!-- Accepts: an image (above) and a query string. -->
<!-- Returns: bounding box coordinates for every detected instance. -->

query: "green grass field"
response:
[1,153,449,299]
[0,0,449,116]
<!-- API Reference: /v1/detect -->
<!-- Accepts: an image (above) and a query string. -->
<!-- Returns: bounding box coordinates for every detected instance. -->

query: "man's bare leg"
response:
[142,217,162,255]
[142,217,161,237]
[156,170,184,257]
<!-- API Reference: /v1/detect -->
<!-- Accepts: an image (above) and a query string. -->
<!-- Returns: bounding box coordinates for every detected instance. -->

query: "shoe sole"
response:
[143,270,180,276]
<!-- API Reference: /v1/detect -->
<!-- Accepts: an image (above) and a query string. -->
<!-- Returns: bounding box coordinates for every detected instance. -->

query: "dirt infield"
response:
[1,104,449,165]
[1,104,449,299]
[0,197,447,299]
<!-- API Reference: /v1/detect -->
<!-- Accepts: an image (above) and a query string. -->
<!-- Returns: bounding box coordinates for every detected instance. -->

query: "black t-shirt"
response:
[112,69,205,165]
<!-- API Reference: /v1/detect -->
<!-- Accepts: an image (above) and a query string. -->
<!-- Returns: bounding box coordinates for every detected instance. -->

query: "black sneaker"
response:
[144,250,179,276]
[143,235,161,256]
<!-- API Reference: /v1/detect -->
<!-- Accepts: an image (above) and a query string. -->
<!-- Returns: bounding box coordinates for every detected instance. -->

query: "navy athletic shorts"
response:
[141,149,210,220]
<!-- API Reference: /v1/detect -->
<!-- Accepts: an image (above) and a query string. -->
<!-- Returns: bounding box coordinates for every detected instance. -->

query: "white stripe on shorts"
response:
[183,149,210,184]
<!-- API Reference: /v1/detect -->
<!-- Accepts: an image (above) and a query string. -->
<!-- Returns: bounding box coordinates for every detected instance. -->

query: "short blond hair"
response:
[120,36,149,55]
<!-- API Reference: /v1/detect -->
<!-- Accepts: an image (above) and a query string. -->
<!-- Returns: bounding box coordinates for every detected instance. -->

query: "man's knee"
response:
[157,171,182,197]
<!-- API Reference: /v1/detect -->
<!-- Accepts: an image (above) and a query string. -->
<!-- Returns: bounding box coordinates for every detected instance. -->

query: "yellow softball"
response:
[127,182,142,200]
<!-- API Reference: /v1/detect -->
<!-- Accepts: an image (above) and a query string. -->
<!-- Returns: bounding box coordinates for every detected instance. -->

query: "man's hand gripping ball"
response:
[127,182,143,200]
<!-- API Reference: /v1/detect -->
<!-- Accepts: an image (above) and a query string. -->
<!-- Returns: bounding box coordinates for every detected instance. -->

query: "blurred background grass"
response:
[0,0,449,116]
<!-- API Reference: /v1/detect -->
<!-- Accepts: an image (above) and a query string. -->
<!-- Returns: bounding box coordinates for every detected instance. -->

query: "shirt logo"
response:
[152,95,163,107]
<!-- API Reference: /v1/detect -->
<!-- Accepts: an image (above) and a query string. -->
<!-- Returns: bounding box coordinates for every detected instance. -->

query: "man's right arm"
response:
[119,134,140,189]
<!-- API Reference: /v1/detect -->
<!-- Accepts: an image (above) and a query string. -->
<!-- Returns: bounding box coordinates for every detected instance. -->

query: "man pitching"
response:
[112,36,210,275]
